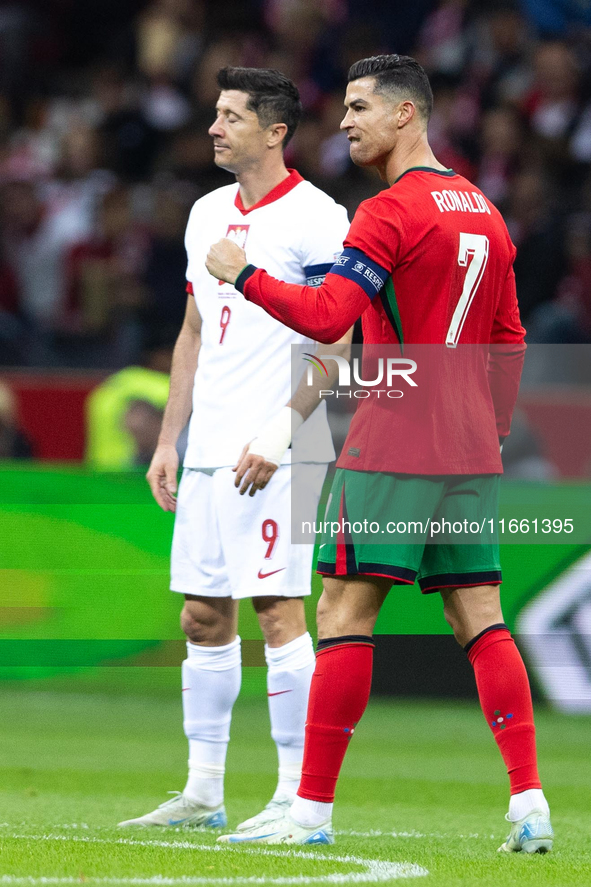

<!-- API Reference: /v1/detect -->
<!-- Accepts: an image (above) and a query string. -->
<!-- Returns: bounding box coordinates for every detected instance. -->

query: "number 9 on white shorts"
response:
[170,463,327,600]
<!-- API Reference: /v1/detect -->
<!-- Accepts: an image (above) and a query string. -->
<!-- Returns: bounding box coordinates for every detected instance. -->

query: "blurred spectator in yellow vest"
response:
[85,344,172,469]
[123,398,165,466]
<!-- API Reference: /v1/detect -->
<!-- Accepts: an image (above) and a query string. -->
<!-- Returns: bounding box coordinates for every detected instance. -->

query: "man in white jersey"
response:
[118,67,349,831]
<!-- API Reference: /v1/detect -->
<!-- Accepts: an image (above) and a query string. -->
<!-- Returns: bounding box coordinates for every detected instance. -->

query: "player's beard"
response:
[348,140,365,166]
[350,141,384,169]
[350,131,395,177]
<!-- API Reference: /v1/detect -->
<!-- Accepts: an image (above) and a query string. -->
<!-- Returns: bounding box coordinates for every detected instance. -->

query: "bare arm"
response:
[146,296,202,511]
[234,328,353,496]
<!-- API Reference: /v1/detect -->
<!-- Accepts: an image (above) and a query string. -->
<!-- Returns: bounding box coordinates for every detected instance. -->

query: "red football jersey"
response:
[240,166,526,474]
[336,167,525,474]
[343,167,523,347]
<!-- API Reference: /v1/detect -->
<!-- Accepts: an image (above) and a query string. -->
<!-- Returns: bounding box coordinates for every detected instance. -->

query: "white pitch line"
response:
[337,831,427,839]
[0,825,429,840]
[3,834,429,884]
[0,824,494,841]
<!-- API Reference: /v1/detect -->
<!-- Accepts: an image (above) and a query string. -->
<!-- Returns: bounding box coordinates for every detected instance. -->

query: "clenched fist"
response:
[206,238,248,285]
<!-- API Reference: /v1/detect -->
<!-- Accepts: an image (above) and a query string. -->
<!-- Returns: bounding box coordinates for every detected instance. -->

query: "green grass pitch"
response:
[1,682,591,886]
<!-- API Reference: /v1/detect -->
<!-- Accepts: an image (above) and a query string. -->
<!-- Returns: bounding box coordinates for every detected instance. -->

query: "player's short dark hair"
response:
[347,54,433,123]
[216,66,302,147]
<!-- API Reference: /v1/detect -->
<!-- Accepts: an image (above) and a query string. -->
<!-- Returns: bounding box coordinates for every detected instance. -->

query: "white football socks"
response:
[182,636,242,807]
[265,632,315,801]
[290,795,333,828]
[509,788,550,821]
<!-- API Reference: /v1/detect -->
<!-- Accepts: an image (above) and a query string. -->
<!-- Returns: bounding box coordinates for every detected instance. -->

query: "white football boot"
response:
[118,792,227,829]
[218,812,333,845]
[235,795,293,832]
[498,809,554,853]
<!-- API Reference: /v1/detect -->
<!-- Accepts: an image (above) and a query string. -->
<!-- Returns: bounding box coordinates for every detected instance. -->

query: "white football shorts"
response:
[170,463,328,599]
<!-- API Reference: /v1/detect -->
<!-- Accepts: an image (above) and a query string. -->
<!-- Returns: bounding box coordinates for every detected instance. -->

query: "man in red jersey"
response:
[206,55,553,854]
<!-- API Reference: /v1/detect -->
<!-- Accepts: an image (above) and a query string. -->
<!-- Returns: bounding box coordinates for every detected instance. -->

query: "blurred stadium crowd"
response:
[2,0,591,467]
[2,0,591,370]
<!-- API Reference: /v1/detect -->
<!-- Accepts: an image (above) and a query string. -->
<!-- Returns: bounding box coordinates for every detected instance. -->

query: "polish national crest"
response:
[226,224,250,248]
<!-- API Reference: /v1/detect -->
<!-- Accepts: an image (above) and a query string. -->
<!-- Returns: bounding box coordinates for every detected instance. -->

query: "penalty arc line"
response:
[4,833,429,884]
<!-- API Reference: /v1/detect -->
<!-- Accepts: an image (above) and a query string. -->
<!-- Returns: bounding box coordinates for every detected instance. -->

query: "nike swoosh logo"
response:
[228,832,277,843]
[267,689,293,697]
[257,568,286,579]
[168,818,191,825]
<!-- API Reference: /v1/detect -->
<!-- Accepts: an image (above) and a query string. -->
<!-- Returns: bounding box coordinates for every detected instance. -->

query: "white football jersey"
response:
[183,169,349,469]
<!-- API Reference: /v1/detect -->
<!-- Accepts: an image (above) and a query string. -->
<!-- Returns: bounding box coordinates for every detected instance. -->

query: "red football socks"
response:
[466,626,541,794]
[297,638,374,803]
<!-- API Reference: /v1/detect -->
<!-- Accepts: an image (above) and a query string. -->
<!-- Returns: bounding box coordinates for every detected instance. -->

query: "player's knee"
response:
[442,598,472,645]
[317,577,384,638]
[255,598,306,646]
[442,604,464,645]
[443,585,503,647]
[180,605,209,643]
[256,604,283,645]
[442,600,456,631]
[316,591,332,634]
[316,589,355,637]
[180,603,228,645]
